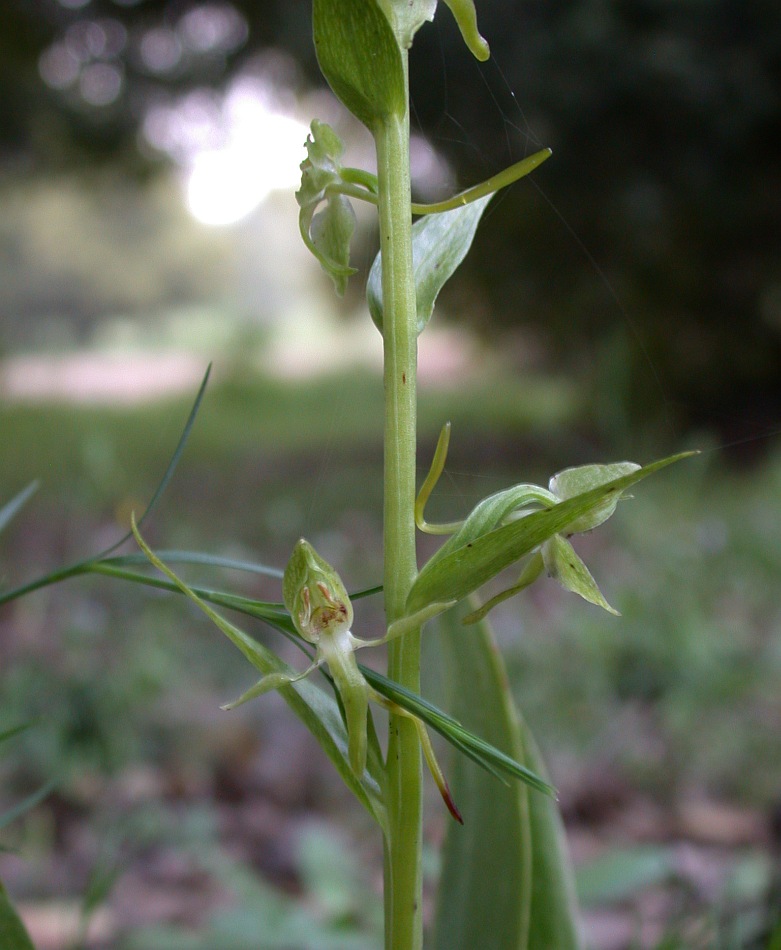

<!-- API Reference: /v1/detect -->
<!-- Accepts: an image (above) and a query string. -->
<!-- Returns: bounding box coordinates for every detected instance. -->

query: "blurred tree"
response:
[1,0,779,442]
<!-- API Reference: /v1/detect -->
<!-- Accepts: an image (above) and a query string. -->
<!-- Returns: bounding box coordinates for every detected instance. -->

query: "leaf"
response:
[0,780,57,834]
[313,0,405,130]
[362,665,554,796]
[368,194,492,336]
[407,452,695,615]
[0,483,39,536]
[520,724,582,949]
[430,609,531,950]
[0,722,37,747]
[0,364,212,608]
[431,605,581,950]
[0,883,35,950]
[100,551,284,579]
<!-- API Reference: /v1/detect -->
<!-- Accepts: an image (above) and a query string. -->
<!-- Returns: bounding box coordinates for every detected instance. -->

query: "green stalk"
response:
[374,59,423,950]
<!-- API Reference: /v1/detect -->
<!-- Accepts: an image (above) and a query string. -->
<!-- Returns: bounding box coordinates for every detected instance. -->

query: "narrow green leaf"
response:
[0,365,212,608]
[361,666,554,796]
[0,722,37,747]
[432,606,582,950]
[0,883,35,950]
[368,195,492,335]
[100,551,284,579]
[0,483,39,536]
[408,452,695,614]
[0,780,56,834]
[313,0,405,129]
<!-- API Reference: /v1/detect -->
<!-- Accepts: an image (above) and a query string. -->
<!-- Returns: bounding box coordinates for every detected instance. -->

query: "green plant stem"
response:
[374,61,423,950]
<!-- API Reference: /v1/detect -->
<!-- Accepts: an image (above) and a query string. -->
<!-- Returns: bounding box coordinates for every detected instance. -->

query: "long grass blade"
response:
[0,366,212,607]
[0,483,39,536]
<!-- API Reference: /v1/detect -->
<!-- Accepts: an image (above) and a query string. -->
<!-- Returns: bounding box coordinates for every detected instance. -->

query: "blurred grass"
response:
[1,368,779,803]
[1,364,779,944]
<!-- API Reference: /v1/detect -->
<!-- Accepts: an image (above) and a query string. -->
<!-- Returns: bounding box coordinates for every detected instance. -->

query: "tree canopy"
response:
[2,0,780,442]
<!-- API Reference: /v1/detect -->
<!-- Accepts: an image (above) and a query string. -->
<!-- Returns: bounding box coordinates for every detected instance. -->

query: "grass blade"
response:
[0,483,39,536]
[0,366,212,608]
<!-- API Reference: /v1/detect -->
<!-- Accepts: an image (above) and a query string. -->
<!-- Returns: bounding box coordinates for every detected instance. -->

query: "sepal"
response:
[296,120,358,295]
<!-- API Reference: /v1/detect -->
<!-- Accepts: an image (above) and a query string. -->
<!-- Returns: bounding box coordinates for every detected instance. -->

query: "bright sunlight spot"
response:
[187,108,306,225]
[143,61,309,227]
[186,95,307,226]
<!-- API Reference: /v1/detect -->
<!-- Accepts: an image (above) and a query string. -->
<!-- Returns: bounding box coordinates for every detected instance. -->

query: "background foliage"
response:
[1,0,780,439]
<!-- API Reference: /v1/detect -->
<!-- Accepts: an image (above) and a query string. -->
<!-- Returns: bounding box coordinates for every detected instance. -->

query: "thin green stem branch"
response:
[331,147,552,217]
[374,59,424,950]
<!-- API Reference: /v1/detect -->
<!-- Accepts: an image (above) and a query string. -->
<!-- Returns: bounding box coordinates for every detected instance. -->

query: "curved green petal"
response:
[441,0,490,61]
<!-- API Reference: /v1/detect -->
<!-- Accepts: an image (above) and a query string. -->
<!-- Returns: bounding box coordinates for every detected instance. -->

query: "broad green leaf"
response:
[313,0,405,130]
[431,606,581,950]
[0,883,35,950]
[376,0,436,49]
[542,534,619,615]
[519,724,582,949]
[367,194,492,336]
[0,483,38,536]
[441,0,490,61]
[408,452,694,614]
[431,607,531,950]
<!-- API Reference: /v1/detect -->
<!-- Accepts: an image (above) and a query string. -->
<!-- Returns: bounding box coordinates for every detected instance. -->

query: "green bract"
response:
[313,0,405,129]
[368,195,493,336]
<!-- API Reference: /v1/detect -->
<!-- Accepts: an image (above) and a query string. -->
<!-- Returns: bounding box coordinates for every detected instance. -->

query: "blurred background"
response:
[0,1,779,947]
